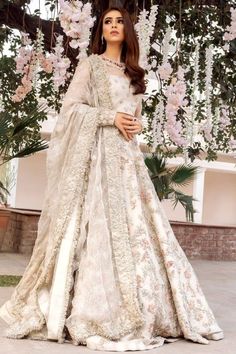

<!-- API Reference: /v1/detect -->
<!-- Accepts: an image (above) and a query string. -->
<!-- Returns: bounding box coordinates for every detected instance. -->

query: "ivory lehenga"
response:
[0,54,224,351]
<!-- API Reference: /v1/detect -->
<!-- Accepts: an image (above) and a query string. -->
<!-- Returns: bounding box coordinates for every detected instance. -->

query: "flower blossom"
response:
[158,62,173,80]
[164,66,188,146]
[59,0,95,59]
[223,7,236,41]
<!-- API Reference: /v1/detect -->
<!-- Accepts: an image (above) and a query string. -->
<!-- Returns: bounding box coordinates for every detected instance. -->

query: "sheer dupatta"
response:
[0,54,143,341]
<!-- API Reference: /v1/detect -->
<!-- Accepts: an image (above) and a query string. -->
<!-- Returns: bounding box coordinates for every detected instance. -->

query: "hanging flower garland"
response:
[12,1,96,102]
[144,24,189,150]
[151,97,165,150]
[12,30,55,102]
[223,7,236,42]
[201,44,213,143]
[164,66,188,147]
[36,29,53,74]
[139,15,236,160]
[59,0,95,61]
[0,79,4,113]
[48,35,71,90]
[157,26,173,81]
[135,5,158,70]
[219,105,231,129]
[12,33,35,102]
[187,42,200,147]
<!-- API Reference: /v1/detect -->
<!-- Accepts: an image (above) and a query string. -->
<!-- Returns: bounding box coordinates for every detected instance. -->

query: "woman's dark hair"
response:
[91,6,146,95]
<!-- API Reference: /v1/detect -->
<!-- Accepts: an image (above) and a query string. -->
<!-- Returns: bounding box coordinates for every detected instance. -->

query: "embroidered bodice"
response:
[108,75,141,117]
[100,55,143,118]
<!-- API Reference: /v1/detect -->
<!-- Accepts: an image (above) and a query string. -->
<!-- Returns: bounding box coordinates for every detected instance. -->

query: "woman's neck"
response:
[102,45,123,63]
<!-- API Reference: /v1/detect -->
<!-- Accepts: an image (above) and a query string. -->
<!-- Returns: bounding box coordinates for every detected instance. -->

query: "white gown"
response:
[35,59,223,351]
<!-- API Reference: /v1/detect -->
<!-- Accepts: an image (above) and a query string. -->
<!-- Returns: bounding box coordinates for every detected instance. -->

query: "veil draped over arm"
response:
[0,55,119,338]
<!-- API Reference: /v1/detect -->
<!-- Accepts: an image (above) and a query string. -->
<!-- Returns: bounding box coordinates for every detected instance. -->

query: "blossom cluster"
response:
[201,45,214,142]
[151,97,165,149]
[35,29,53,74]
[164,67,188,146]
[157,26,172,80]
[12,29,71,101]
[48,35,71,89]
[59,0,95,60]
[219,105,231,129]
[12,33,34,102]
[158,62,173,81]
[223,7,236,41]
[135,5,158,70]
[0,79,4,112]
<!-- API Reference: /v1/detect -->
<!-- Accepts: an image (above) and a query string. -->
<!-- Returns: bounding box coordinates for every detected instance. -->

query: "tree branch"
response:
[0,0,79,65]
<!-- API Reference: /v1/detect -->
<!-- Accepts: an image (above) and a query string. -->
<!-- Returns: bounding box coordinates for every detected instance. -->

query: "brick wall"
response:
[0,209,40,254]
[171,221,236,261]
[1,209,236,260]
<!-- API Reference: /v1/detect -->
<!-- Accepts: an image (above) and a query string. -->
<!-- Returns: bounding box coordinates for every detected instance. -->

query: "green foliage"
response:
[0,106,48,164]
[144,153,198,222]
[0,275,22,287]
[0,180,9,204]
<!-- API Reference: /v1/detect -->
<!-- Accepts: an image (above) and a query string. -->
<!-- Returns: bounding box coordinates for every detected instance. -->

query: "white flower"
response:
[223,43,230,51]
[135,5,158,69]
[69,39,80,49]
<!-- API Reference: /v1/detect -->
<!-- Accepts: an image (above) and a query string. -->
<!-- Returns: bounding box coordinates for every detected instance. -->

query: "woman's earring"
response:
[101,35,104,45]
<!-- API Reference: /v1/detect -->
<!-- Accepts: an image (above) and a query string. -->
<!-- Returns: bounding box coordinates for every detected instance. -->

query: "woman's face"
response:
[102,10,125,44]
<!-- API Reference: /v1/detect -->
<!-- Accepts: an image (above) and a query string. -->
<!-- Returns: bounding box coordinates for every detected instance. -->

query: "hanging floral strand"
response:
[0,79,4,113]
[223,7,236,42]
[12,29,55,102]
[48,35,71,90]
[164,66,188,147]
[157,26,173,81]
[59,0,95,61]
[187,42,200,146]
[201,44,213,143]
[135,5,158,70]
[12,33,34,102]
[151,97,165,150]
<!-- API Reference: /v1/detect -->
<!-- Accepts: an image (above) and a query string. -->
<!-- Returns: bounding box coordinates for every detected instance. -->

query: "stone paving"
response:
[0,252,235,354]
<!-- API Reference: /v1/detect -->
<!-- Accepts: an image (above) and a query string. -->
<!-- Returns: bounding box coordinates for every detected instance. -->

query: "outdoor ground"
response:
[0,253,235,354]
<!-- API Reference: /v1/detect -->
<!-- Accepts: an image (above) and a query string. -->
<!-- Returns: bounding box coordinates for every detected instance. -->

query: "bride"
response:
[0,6,224,351]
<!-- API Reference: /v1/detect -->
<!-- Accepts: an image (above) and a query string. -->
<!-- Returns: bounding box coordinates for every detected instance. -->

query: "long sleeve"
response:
[61,57,117,127]
[134,96,144,133]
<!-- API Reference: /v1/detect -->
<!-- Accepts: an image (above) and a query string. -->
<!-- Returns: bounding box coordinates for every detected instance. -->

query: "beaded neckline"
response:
[100,55,126,72]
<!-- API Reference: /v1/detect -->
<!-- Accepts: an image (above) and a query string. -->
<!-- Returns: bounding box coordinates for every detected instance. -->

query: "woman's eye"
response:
[104,19,124,24]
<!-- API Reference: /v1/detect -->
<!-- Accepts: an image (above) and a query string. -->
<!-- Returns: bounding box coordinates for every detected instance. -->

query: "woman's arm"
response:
[134,98,144,133]
[60,57,117,127]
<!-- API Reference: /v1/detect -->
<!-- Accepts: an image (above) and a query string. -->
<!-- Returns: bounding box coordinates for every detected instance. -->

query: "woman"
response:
[0,6,224,351]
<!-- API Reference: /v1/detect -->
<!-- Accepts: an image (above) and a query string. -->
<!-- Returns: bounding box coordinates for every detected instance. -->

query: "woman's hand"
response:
[114,112,142,141]
[123,118,142,135]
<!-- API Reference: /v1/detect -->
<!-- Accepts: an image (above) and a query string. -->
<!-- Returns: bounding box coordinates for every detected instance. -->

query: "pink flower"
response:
[39,57,53,73]
[11,94,22,103]
[201,122,213,142]
[15,85,27,96]
[229,139,236,149]
[43,61,53,73]
[158,62,173,80]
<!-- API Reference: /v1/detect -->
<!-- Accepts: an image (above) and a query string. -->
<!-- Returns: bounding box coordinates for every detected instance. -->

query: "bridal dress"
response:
[0,54,224,351]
